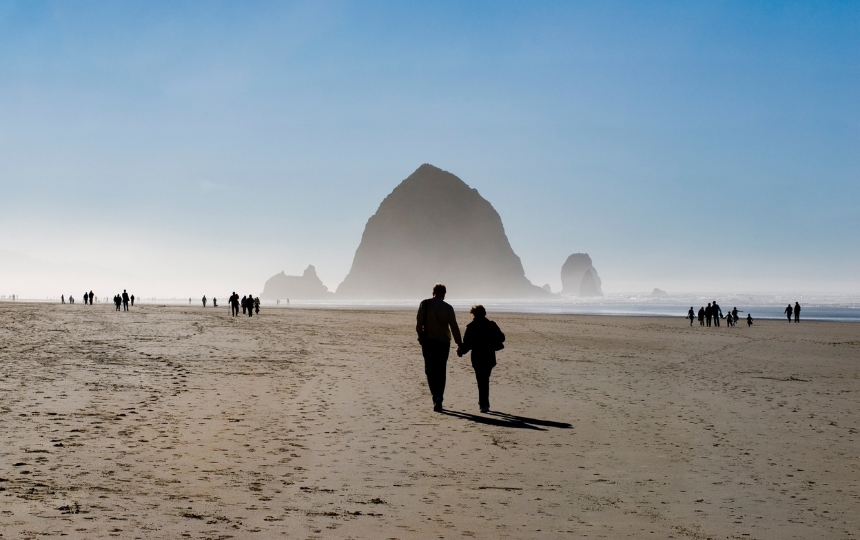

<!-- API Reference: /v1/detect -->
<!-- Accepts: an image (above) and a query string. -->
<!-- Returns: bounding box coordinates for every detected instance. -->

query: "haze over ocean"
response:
[1,1,858,298]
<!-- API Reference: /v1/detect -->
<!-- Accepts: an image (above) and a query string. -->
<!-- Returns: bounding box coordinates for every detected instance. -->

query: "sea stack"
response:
[336,164,548,299]
[260,265,332,300]
[560,253,603,296]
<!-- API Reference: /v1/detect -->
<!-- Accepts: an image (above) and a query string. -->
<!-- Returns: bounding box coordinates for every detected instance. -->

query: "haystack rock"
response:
[560,253,603,296]
[260,265,332,300]
[336,164,549,299]
[652,288,668,297]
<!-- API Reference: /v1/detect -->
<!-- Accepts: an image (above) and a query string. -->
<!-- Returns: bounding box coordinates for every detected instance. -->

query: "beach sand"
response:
[0,303,857,539]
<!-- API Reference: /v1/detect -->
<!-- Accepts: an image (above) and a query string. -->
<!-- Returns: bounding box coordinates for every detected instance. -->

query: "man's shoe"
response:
[480,407,489,413]
[433,402,443,412]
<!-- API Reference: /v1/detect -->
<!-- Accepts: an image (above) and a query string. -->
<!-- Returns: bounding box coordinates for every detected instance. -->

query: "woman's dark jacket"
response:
[460,316,505,369]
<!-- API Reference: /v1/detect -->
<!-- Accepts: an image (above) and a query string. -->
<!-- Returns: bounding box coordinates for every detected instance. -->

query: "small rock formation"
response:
[261,265,332,300]
[542,284,552,293]
[336,164,549,299]
[652,288,668,297]
[560,253,603,296]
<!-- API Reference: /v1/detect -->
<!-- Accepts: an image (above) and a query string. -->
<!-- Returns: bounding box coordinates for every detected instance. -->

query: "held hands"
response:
[456,345,465,357]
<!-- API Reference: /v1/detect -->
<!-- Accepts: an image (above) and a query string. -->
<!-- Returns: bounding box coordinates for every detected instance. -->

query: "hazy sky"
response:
[1,1,858,297]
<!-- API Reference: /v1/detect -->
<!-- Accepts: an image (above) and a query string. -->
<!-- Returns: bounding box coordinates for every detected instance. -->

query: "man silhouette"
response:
[697,306,705,326]
[83,291,89,305]
[794,302,801,322]
[89,291,94,305]
[416,284,462,412]
[230,292,239,317]
[202,295,207,307]
[130,294,134,306]
[687,307,695,326]
[122,290,130,311]
[785,304,793,322]
[247,293,255,317]
[705,303,712,327]
[712,301,723,327]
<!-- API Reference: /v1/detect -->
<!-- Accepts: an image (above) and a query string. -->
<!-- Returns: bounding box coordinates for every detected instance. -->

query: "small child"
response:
[747,314,753,327]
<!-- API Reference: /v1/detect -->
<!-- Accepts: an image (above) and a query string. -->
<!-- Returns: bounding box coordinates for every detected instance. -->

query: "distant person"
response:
[697,307,705,326]
[61,294,65,304]
[202,295,207,307]
[230,292,239,317]
[457,305,505,413]
[69,295,74,304]
[130,294,135,306]
[122,290,130,311]
[287,298,290,305]
[83,291,89,305]
[687,307,695,326]
[247,294,255,317]
[747,314,753,327]
[114,294,121,311]
[416,284,462,412]
[712,301,723,327]
[213,297,217,308]
[277,299,280,306]
[705,303,712,327]
[241,295,247,315]
[89,291,94,305]
[794,302,801,323]
[189,297,192,305]
[725,313,734,327]
[731,307,740,324]
[784,304,793,322]
[254,297,260,314]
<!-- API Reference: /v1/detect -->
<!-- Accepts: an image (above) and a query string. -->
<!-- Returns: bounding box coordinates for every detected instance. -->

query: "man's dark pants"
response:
[421,339,450,404]
[123,301,128,311]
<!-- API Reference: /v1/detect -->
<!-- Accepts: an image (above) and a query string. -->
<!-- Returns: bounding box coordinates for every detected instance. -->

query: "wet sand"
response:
[0,303,857,539]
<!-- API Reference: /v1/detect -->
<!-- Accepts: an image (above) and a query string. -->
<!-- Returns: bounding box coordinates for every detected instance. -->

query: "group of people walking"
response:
[228,292,259,317]
[113,290,133,311]
[416,283,505,413]
[687,301,752,327]
[785,302,801,322]
[62,291,96,305]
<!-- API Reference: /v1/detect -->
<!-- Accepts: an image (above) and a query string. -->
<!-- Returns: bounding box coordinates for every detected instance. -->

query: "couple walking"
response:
[416,284,505,413]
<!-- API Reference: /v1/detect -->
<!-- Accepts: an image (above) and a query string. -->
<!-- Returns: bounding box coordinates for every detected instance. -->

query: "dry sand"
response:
[0,303,858,539]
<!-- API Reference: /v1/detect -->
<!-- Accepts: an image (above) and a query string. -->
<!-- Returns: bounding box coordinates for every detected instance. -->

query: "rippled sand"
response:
[0,303,857,539]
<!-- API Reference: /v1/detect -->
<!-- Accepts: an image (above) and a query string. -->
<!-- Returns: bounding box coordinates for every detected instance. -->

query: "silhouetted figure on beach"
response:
[241,295,247,315]
[712,301,722,327]
[61,294,65,304]
[705,303,712,327]
[247,294,255,317]
[732,307,740,324]
[254,297,260,314]
[202,295,207,307]
[122,290,129,311]
[230,292,239,317]
[69,295,74,304]
[726,313,734,327]
[457,305,505,413]
[747,314,753,327]
[114,295,121,311]
[213,297,217,308]
[416,284,462,412]
[687,307,695,326]
[89,291,94,305]
[794,302,801,322]
[785,304,793,322]
[83,291,88,305]
[697,307,705,326]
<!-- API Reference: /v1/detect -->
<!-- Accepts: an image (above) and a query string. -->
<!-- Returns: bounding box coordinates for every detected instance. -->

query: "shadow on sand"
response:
[438,409,572,431]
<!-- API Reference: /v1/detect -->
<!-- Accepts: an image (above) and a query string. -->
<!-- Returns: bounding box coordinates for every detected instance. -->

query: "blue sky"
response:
[1,1,858,296]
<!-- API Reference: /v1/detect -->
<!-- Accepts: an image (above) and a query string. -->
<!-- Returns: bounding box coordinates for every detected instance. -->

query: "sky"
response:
[1,0,858,298]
